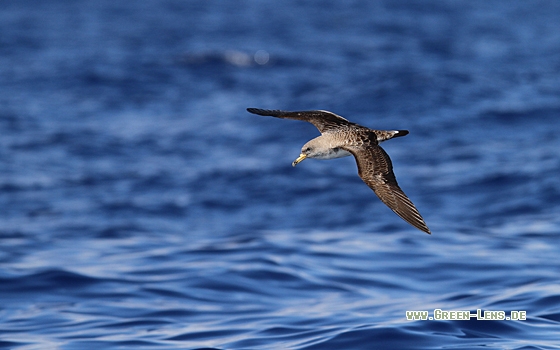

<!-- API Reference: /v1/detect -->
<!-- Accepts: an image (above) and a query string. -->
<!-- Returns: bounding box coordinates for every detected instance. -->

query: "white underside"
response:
[313,148,352,160]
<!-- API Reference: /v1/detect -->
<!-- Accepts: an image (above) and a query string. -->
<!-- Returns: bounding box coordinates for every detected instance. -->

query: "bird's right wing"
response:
[348,144,431,234]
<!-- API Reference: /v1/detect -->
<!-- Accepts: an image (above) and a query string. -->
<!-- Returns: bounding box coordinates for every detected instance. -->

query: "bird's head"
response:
[292,140,321,167]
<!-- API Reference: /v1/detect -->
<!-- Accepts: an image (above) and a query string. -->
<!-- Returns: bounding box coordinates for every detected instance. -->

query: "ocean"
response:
[1,0,560,349]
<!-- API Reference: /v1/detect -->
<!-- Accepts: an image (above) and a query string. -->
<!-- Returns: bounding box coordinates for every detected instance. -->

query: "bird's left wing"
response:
[247,108,355,133]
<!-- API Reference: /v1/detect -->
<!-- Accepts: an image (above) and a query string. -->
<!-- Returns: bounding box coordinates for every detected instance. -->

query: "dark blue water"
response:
[2,1,560,349]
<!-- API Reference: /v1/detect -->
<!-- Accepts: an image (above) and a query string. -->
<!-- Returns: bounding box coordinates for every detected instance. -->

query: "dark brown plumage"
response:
[247,108,431,234]
[246,108,355,133]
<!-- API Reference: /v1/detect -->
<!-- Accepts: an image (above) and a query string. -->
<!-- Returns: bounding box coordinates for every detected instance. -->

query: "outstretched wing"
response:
[247,108,356,133]
[347,144,431,234]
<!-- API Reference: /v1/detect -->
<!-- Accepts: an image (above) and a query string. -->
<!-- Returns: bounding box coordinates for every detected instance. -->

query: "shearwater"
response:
[247,108,431,234]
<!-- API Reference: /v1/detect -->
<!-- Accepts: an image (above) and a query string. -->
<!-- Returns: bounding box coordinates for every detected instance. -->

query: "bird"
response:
[246,108,431,234]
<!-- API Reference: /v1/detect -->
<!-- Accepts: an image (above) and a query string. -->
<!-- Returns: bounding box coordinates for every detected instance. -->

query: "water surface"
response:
[1,1,560,349]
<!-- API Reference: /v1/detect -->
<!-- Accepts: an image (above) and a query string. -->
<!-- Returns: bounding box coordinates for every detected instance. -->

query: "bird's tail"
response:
[376,130,409,142]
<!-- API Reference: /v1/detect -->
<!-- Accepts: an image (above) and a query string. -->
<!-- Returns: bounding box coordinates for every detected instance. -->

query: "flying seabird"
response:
[247,108,431,234]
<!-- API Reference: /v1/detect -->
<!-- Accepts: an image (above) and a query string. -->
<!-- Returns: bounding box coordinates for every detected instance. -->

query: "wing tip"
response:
[404,213,431,235]
[401,216,431,235]
[246,108,283,117]
[421,225,432,235]
[246,107,263,114]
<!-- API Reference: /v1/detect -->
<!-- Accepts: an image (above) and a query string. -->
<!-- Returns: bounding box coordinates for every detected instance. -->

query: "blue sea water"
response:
[1,0,560,349]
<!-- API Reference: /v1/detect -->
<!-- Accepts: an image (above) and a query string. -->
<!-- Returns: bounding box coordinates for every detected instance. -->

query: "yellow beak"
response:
[292,153,307,167]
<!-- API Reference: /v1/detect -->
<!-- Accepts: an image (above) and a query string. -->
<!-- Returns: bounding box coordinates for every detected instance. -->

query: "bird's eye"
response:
[304,147,311,153]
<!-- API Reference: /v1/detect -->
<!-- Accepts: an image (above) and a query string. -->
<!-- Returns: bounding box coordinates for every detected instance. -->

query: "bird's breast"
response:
[314,147,352,160]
